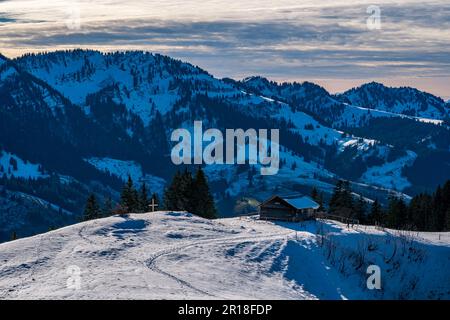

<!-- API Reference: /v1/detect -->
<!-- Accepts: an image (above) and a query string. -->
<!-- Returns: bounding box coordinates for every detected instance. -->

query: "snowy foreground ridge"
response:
[0,212,449,300]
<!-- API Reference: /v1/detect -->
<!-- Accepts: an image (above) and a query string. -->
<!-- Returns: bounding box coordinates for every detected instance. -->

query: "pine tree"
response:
[164,170,192,211]
[318,192,325,211]
[433,185,447,231]
[191,167,217,219]
[101,196,113,217]
[150,192,160,207]
[408,193,433,230]
[328,180,353,218]
[164,168,217,218]
[446,207,450,231]
[386,195,407,229]
[83,193,101,221]
[311,187,319,202]
[329,180,343,214]
[120,175,138,213]
[354,195,367,223]
[340,181,354,217]
[11,231,17,241]
[311,187,325,211]
[138,183,150,213]
[131,185,139,212]
[179,168,194,212]
[369,199,383,226]
[442,181,450,214]
[164,170,182,211]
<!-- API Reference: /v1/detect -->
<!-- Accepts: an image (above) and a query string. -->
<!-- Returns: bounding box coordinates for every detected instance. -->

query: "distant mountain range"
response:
[1,50,449,241]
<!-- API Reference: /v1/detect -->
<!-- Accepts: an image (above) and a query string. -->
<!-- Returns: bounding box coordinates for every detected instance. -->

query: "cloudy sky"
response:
[0,0,449,98]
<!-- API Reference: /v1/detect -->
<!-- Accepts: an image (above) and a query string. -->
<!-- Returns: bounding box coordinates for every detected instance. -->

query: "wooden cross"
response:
[149,198,158,212]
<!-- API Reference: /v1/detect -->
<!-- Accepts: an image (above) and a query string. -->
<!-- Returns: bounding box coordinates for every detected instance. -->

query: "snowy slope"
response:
[242,77,447,127]
[339,82,449,121]
[16,50,238,125]
[83,157,166,194]
[337,103,444,127]
[361,151,417,191]
[0,151,48,180]
[205,151,335,198]
[0,58,72,116]
[0,212,448,299]
[262,94,378,149]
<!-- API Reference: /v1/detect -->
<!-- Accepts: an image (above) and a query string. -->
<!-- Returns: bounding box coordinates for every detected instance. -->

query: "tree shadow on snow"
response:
[273,220,342,234]
[109,219,150,239]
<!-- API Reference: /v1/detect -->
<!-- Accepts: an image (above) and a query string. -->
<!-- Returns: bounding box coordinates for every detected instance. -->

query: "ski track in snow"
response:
[143,231,294,299]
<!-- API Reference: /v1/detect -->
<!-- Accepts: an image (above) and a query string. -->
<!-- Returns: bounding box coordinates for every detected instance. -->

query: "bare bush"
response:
[353,240,368,270]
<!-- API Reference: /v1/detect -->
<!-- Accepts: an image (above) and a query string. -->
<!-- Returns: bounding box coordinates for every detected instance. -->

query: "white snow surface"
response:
[0,151,48,180]
[0,212,448,300]
[343,103,444,125]
[361,151,417,191]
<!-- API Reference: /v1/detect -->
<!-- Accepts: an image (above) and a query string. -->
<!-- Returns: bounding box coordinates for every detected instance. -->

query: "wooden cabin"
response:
[259,195,320,222]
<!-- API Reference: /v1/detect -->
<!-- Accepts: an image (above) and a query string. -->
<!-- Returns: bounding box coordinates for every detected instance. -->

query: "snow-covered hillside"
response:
[16,50,243,125]
[337,102,444,127]
[0,212,448,299]
[241,77,447,128]
[361,151,417,191]
[340,82,449,121]
[0,150,48,180]
[83,157,166,195]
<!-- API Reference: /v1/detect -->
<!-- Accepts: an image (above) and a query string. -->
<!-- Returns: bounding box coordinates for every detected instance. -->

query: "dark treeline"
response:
[325,179,450,231]
[83,167,217,221]
[163,167,217,219]
[83,175,159,221]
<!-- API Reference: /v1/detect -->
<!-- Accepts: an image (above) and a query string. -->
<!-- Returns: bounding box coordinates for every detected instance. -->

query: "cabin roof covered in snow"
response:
[260,195,320,210]
[283,196,320,210]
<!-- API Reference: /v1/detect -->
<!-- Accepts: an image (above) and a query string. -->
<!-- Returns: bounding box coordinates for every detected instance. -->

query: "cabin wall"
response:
[260,207,295,220]
[259,199,317,221]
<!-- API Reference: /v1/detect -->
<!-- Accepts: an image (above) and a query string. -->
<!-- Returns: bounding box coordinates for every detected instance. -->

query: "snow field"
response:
[0,212,448,299]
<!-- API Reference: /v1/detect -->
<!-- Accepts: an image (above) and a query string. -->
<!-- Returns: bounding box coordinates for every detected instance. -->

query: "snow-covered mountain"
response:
[338,82,450,121]
[239,75,450,190]
[240,76,345,126]
[8,51,400,183]
[1,49,450,240]
[241,76,449,127]
[17,50,215,124]
[0,56,142,179]
[0,211,448,299]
